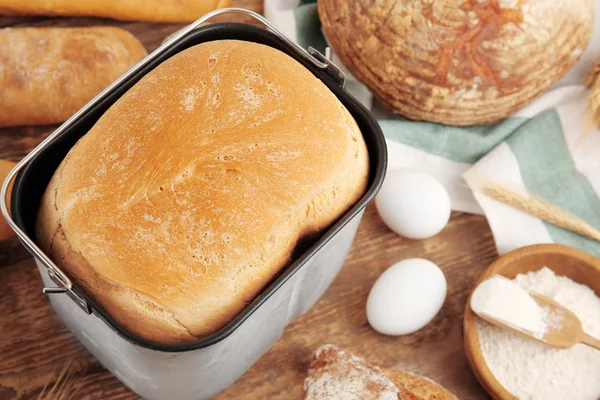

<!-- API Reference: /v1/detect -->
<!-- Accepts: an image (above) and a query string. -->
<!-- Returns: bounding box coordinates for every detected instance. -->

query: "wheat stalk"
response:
[587,60,600,129]
[482,182,600,243]
[38,359,81,400]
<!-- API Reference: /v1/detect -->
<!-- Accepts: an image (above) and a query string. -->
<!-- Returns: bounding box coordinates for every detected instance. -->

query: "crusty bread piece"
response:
[383,370,458,400]
[0,27,147,128]
[304,344,402,399]
[36,40,369,344]
[0,0,231,23]
[304,345,457,400]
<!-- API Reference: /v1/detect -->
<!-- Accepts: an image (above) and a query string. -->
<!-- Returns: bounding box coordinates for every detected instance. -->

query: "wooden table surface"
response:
[0,2,494,399]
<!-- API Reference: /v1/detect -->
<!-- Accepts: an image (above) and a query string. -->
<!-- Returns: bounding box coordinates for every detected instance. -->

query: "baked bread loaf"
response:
[0,27,147,128]
[319,0,594,126]
[304,344,458,400]
[0,0,231,23]
[36,40,369,344]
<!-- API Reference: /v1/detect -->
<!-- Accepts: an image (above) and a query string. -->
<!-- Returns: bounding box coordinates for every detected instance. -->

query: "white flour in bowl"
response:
[476,267,600,400]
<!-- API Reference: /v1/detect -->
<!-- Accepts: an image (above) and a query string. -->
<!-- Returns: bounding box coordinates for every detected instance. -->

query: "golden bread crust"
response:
[383,370,458,400]
[36,40,369,344]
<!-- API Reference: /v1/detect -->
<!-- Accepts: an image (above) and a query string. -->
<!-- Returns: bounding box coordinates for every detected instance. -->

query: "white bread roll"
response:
[0,27,147,128]
[36,40,369,344]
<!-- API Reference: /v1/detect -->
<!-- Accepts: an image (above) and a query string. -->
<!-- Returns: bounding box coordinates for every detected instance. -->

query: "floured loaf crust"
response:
[305,345,458,400]
[305,344,401,399]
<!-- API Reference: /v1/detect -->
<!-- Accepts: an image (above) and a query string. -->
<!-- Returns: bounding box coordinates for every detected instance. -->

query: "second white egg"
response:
[366,258,447,336]
[375,169,451,239]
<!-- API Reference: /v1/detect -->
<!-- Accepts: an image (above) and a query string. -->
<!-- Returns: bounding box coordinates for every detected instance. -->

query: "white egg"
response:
[366,258,447,336]
[375,169,451,239]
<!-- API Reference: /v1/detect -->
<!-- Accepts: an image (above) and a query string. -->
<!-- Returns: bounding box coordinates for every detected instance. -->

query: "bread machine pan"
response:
[1,8,387,400]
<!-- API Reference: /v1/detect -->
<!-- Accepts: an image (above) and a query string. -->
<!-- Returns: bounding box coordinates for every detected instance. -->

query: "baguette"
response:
[0,27,147,128]
[0,0,231,23]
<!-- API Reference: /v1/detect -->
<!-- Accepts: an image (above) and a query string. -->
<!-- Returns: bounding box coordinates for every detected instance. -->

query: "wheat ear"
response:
[37,359,81,400]
[587,60,600,129]
[482,182,600,243]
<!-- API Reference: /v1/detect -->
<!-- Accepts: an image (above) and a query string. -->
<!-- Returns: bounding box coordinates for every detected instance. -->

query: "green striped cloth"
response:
[264,0,600,258]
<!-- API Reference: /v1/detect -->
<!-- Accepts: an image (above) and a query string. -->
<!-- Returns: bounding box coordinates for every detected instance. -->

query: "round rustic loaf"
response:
[318,0,594,126]
[36,40,369,344]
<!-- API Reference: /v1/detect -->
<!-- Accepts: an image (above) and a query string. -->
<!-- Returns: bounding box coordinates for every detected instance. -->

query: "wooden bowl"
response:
[463,244,600,400]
